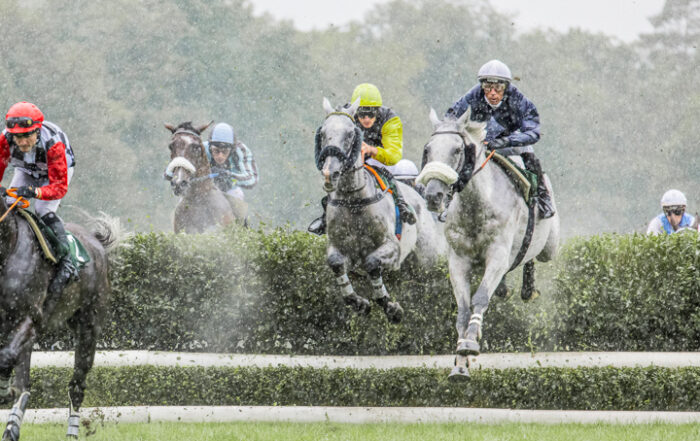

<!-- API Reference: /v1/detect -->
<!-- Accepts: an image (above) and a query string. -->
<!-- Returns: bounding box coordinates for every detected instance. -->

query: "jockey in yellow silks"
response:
[308,83,416,235]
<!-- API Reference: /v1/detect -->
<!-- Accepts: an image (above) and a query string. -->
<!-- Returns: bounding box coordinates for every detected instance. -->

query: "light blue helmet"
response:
[209,122,235,145]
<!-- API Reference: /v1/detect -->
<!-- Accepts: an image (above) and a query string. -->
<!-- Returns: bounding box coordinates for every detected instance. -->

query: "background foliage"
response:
[1,0,698,236]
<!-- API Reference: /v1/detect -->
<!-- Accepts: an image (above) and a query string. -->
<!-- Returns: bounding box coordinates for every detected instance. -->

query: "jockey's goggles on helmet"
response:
[357,107,378,119]
[664,206,685,216]
[6,116,37,129]
[481,80,507,93]
[11,130,38,139]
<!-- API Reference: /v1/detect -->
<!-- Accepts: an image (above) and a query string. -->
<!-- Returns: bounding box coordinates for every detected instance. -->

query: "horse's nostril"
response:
[332,171,341,181]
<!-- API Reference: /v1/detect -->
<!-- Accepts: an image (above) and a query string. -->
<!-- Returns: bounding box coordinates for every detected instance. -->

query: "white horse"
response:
[316,97,446,322]
[417,107,560,380]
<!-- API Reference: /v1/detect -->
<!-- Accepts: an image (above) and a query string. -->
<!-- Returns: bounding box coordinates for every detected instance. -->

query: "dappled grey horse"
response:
[164,122,239,233]
[0,197,121,440]
[417,107,559,380]
[316,98,446,323]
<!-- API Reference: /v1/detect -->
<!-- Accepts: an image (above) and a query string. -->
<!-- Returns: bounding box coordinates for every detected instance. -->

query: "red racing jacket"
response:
[0,121,75,200]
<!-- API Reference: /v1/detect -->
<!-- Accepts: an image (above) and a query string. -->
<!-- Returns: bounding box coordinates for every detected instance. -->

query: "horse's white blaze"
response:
[416,161,459,186]
[165,157,196,176]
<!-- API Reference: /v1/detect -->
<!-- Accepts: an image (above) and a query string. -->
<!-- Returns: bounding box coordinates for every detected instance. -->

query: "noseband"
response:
[315,112,363,174]
[423,130,480,193]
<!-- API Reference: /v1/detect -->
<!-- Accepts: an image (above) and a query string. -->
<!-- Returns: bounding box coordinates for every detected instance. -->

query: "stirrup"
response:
[307,217,326,235]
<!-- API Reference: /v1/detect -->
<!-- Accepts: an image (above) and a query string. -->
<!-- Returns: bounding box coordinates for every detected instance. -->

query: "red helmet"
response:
[5,102,44,134]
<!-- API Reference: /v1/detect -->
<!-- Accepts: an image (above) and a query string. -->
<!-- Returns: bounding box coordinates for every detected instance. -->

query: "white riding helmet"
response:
[209,122,235,144]
[393,159,419,180]
[661,189,687,207]
[477,60,513,83]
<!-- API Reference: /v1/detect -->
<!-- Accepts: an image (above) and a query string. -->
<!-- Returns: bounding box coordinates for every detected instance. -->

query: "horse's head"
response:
[417,107,486,212]
[315,97,363,192]
[164,121,212,196]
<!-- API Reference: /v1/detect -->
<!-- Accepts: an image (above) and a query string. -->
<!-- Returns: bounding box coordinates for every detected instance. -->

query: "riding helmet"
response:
[477,60,512,83]
[661,189,687,207]
[351,83,382,107]
[209,122,235,146]
[5,102,44,134]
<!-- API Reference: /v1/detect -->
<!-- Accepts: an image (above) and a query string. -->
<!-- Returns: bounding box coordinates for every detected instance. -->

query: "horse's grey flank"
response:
[417,107,559,380]
[0,203,121,440]
[317,97,446,322]
[164,121,240,233]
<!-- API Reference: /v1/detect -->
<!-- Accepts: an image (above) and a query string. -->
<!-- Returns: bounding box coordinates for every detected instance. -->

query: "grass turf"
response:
[21,421,700,440]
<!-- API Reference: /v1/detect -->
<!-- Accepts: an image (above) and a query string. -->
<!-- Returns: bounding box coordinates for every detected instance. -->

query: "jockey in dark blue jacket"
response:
[445,60,555,218]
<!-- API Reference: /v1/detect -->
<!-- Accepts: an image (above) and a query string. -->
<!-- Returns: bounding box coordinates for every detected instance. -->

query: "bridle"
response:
[423,130,485,193]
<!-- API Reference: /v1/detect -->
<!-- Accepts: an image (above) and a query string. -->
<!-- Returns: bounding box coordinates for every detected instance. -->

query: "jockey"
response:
[308,83,416,235]
[203,122,258,199]
[646,189,696,235]
[0,102,78,307]
[445,60,555,218]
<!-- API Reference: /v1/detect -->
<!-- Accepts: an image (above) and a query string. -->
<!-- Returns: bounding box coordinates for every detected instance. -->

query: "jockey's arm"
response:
[227,143,258,189]
[444,85,480,120]
[37,143,69,200]
[374,116,403,166]
[507,98,541,147]
[646,216,664,235]
[0,134,10,181]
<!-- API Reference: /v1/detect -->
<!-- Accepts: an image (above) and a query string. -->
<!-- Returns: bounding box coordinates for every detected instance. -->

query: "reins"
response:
[0,189,30,223]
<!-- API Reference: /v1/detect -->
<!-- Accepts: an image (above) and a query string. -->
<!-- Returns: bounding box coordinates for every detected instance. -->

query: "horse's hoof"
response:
[2,423,19,441]
[494,280,510,300]
[457,339,480,356]
[385,301,403,324]
[521,288,540,302]
[448,365,470,382]
[345,294,371,316]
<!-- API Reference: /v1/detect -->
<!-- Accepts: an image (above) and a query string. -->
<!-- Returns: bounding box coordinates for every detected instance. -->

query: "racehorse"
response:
[417,107,559,380]
[164,121,241,233]
[316,98,446,323]
[0,194,121,440]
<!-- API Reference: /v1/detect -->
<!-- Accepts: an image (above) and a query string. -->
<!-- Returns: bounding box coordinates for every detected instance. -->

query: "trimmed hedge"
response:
[26,365,700,411]
[36,228,700,354]
[554,233,700,351]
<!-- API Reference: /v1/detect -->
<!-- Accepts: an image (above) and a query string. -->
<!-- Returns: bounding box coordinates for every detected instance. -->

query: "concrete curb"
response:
[30,350,700,370]
[3,406,699,425]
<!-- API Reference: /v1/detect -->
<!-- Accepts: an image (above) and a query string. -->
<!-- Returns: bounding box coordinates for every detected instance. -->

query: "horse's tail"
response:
[73,208,128,254]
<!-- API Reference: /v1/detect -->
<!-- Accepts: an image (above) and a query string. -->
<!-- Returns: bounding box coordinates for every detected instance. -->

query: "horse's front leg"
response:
[364,242,403,324]
[327,246,370,315]
[1,317,37,441]
[448,251,472,380]
[462,243,511,356]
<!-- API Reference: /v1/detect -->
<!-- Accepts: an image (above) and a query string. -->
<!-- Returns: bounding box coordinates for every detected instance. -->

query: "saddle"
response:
[491,152,538,204]
[16,209,91,269]
[363,164,403,240]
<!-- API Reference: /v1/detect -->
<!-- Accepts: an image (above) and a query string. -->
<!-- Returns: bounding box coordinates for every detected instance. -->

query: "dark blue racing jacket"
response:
[445,84,540,148]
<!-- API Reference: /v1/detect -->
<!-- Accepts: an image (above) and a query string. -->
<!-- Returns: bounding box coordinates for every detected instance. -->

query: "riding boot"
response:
[41,213,79,316]
[307,195,328,235]
[389,179,416,225]
[521,153,555,219]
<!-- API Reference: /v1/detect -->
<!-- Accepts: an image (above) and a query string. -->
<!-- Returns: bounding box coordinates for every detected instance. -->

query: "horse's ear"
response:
[347,97,361,116]
[456,106,472,129]
[164,123,177,133]
[323,97,334,114]
[429,108,441,129]
[196,120,213,134]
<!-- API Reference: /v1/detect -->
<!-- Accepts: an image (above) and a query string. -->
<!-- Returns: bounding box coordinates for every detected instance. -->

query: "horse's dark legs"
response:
[327,248,370,315]
[364,245,403,324]
[1,318,36,441]
[521,260,539,301]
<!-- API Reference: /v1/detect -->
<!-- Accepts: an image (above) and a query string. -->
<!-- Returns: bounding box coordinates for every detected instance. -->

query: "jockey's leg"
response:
[40,212,78,319]
[374,166,416,225]
[521,152,555,218]
[307,195,328,235]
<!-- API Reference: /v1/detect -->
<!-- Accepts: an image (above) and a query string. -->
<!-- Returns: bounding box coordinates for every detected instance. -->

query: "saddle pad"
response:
[17,209,91,269]
[364,164,402,240]
[491,152,537,203]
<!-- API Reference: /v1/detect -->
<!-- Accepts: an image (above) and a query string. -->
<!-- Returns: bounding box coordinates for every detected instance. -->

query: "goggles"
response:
[481,81,507,93]
[6,116,37,129]
[12,130,38,139]
[357,107,377,119]
[664,206,685,216]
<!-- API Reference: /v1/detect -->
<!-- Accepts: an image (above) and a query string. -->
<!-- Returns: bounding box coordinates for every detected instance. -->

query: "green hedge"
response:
[26,365,700,411]
[36,228,700,354]
[554,233,700,351]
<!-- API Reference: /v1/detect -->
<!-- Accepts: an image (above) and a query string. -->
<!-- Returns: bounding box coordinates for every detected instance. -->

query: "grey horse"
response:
[316,98,446,322]
[417,107,559,380]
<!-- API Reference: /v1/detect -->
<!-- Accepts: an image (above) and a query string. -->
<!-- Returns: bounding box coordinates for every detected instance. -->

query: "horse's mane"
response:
[174,121,201,134]
[444,107,486,146]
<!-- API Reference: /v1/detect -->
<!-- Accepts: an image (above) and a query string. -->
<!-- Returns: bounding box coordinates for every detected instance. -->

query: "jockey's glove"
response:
[14,186,37,199]
[0,186,6,197]
[488,137,510,150]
